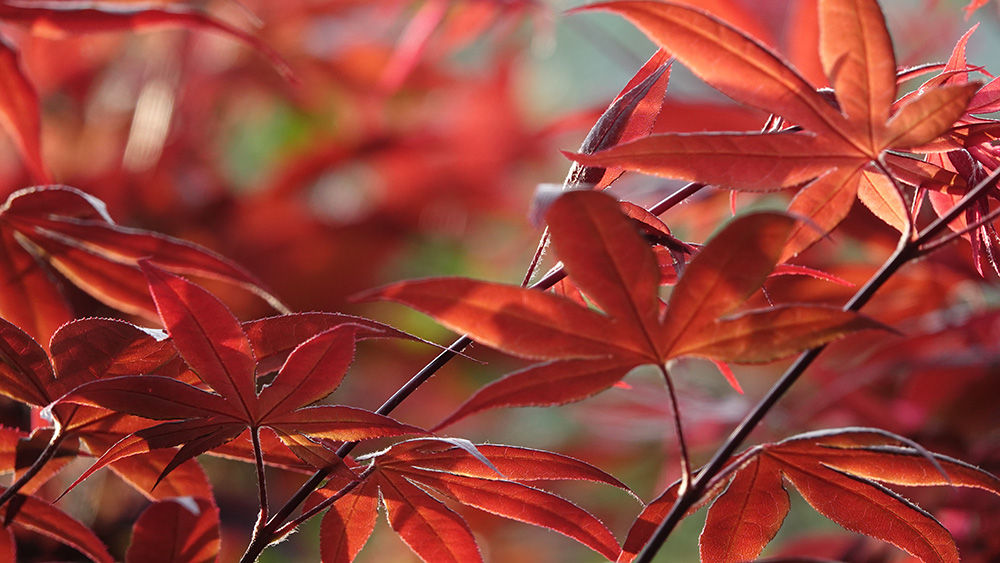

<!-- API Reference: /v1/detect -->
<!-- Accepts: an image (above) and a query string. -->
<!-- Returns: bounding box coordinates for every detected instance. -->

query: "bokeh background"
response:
[3,0,1000,561]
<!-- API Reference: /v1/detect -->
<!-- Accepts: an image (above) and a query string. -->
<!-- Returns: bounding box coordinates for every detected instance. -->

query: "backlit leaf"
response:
[125,497,220,563]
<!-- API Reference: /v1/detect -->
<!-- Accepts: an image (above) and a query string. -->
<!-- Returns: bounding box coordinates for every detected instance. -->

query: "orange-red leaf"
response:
[886,83,981,149]
[378,472,483,563]
[320,477,379,563]
[818,0,895,149]
[781,166,864,261]
[400,469,622,561]
[782,464,959,563]
[357,278,622,361]
[700,456,789,563]
[575,1,843,136]
[661,211,797,351]
[546,187,660,354]
[675,305,885,363]
[434,358,633,430]
[567,132,853,191]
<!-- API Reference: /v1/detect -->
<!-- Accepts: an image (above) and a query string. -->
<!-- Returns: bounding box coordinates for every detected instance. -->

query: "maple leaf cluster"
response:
[0,0,995,562]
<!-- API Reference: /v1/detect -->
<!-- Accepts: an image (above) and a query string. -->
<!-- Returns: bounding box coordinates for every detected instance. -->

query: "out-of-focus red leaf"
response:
[0,33,49,183]
[0,427,23,471]
[125,497,220,563]
[0,230,71,346]
[379,0,449,91]
[964,0,991,17]
[0,1,295,82]
[0,528,13,562]
[0,187,289,342]
[3,486,114,563]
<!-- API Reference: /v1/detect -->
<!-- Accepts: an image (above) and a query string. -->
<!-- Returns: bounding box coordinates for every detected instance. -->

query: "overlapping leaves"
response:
[0,186,289,345]
[569,0,980,259]
[362,190,880,428]
[317,438,633,563]
[617,428,1000,563]
[0,428,115,562]
[59,262,422,489]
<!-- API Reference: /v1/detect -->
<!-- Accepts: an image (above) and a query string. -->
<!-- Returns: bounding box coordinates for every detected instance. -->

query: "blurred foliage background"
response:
[3,0,1000,561]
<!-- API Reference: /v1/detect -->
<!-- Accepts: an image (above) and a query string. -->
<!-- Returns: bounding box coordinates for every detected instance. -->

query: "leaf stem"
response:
[0,426,67,510]
[239,183,708,561]
[275,464,377,538]
[250,427,268,538]
[657,364,691,495]
[632,166,1000,562]
[914,166,1000,253]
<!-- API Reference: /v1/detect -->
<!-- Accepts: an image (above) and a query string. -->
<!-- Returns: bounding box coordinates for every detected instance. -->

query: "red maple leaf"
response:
[568,0,979,260]
[360,190,881,429]
[58,262,423,489]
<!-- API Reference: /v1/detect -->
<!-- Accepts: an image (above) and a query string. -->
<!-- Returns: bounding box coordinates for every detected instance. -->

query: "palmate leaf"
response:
[618,428,1000,563]
[0,315,215,503]
[318,438,632,563]
[568,0,980,259]
[58,263,423,490]
[361,190,880,428]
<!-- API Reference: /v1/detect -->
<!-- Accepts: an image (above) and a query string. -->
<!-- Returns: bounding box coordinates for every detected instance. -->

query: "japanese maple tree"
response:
[0,0,996,562]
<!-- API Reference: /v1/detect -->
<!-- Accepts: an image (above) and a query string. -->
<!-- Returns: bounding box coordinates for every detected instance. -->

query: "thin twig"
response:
[275,464,377,539]
[916,167,1000,254]
[250,428,269,537]
[239,180,712,561]
[658,364,691,495]
[0,427,66,509]
[633,165,1000,562]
